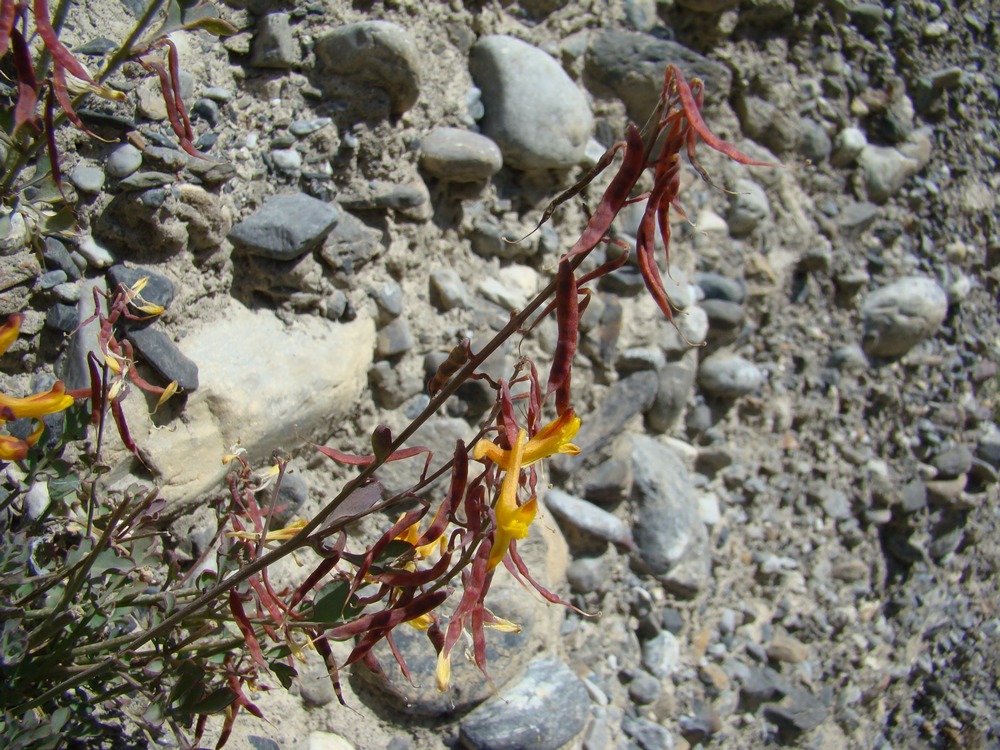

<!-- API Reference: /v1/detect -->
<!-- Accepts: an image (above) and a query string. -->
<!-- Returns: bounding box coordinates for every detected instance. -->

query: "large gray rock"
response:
[314,21,421,114]
[470,36,593,170]
[459,658,590,750]
[585,30,732,123]
[543,488,633,549]
[861,276,948,357]
[629,435,710,595]
[229,193,339,261]
[117,300,374,509]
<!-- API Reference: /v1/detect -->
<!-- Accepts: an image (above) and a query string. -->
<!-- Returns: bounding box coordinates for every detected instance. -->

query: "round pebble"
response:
[105,143,143,179]
[419,127,503,182]
[698,353,764,396]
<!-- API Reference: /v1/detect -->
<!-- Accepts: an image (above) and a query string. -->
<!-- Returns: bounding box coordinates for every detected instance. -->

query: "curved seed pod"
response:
[547,260,578,416]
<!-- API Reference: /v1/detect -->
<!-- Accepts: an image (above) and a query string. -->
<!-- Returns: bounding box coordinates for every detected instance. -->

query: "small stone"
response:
[52,282,81,304]
[39,270,68,290]
[695,272,746,304]
[429,268,468,311]
[319,210,383,274]
[925,475,968,506]
[471,35,593,170]
[622,716,674,750]
[290,117,332,137]
[229,193,339,261]
[931,443,974,478]
[419,127,504,182]
[763,689,828,733]
[701,298,745,333]
[201,86,232,102]
[76,235,115,268]
[376,317,414,358]
[817,488,852,519]
[861,276,948,357]
[45,302,78,332]
[859,144,923,203]
[271,148,302,171]
[698,353,764,396]
[252,12,299,69]
[106,144,142,179]
[106,265,175,312]
[830,126,867,167]
[697,492,721,525]
[628,670,662,705]
[117,171,174,190]
[799,119,832,162]
[582,457,633,506]
[831,559,869,583]
[837,202,880,238]
[459,658,590,750]
[646,353,698,434]
[372,280,404,318]
[143,145,192,172]
[566,556,608,594]
[69,164,105,193]
[126,326,199,391]
[42,237,81,280]
[543,488,633,548]
[190,98,220,126]
[303,731,356,750]
[727,178,770,236]
[476,265,537,312]
[615,346,666,373]
[701,663,730,691]
[767,634,809,663]
[641,630,681,678]
[314,21,421,114]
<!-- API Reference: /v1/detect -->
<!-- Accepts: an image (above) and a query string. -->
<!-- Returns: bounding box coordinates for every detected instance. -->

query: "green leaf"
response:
[48,472,81,503]
[182,16,237,36]
[39,205,77,235]
[269,661,297,690]
[312,580,363,624]
[90,549,133,576]
[190,687,238,715]
[49,707,70,733]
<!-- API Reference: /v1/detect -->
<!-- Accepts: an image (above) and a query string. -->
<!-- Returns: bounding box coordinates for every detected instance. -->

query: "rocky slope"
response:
[2,0,998,748]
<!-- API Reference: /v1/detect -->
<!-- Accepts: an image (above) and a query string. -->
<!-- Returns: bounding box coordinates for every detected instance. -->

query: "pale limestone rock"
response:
[121,300,374,510]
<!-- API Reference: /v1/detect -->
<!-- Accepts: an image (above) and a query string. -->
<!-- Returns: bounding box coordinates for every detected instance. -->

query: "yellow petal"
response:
[0,314,24,356]
[0,382,75,421]
[0,421,45,461]
[485,615,522,634]
[152,381,179,414]
[436,650,452,692]
[406,613,435,630]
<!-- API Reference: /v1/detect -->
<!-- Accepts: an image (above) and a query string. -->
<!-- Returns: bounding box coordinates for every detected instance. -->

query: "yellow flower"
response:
[395,515,447,560]
[472,409,581,469]
[0,314,75,461]
[227,518,308,544]
[486,430,538,571]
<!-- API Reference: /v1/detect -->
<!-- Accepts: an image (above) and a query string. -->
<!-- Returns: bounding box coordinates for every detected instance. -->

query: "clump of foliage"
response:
[0,10,775,742]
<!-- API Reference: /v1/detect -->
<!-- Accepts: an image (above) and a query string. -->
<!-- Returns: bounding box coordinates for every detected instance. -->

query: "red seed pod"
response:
[547,260,578,416]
